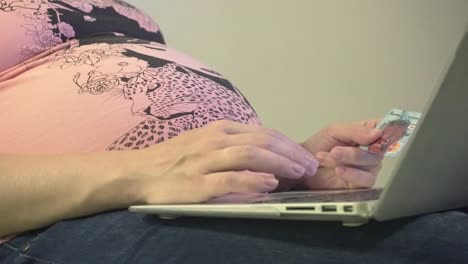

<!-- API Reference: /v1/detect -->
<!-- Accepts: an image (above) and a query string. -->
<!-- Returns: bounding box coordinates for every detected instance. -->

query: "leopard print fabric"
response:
[44,37,261,151]
[108,63,259,150]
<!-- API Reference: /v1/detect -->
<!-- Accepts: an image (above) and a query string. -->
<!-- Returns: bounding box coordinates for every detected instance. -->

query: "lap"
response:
[3,209,468,264]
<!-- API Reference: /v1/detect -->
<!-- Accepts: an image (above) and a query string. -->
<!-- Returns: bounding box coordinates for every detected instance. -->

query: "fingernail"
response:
[306,158,319,175]
[291,164,306,177]
[315,153,325,160]
[264,178,279,188]
[307,164,318,176]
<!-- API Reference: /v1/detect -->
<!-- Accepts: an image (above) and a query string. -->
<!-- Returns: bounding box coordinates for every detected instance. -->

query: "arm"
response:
[0,120,315,237]
[0,151,137,237]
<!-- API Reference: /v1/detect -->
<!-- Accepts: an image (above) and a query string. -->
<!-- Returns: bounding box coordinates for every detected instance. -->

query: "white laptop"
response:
[129,30,468,227]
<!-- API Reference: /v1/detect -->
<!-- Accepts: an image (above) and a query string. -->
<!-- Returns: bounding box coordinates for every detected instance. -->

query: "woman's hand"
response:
[0,120,318,236]
[296,119,384,190]
[119,120,319,204]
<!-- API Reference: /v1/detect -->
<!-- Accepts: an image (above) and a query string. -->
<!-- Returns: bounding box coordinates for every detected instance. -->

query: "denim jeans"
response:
[1,209,468,264]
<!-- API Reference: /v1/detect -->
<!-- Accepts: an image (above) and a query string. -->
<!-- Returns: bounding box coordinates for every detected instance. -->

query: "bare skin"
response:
[0,119,383,238]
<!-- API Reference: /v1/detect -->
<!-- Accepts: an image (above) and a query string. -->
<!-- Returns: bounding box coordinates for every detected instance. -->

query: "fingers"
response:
[326,122,382,146]
[355,118,381,129]
[316,147,383,167]
[203,171,279,197]
[203,145,308,179]
[335,166,377,188]
[204,120,319,176]
[208,120,283,139]
[315,146,382,189]
[227,133,319,176]
[301,167,350,190]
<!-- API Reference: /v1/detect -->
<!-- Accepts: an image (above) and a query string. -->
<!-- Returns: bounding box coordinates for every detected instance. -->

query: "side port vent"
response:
[286,206,316,211]
[321,205,337,212]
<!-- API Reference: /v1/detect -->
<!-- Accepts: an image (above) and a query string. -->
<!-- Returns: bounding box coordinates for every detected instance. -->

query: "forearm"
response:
[0,151,139,237]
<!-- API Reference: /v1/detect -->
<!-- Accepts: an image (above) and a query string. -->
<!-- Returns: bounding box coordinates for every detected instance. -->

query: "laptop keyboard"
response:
[206,188,383,204]
[252,188,383,204]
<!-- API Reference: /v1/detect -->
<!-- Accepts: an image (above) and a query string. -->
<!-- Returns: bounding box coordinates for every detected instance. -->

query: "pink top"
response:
[0,0,260,243]
[0,0,164,73]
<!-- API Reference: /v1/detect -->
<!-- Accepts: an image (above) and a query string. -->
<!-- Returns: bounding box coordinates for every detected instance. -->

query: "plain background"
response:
[132,0,468,186]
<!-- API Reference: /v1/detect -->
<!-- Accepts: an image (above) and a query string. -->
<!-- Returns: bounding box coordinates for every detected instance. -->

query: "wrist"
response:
[80,150,144,212]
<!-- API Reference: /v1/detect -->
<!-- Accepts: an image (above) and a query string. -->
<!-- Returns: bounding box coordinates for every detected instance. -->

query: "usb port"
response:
[321,205,337,212]
[343,205,353,212]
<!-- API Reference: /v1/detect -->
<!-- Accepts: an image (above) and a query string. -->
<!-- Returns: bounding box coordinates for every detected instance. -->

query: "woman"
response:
[1,1,466,263]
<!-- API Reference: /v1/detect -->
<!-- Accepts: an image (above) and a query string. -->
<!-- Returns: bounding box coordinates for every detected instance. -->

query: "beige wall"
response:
[132,0,468,186]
